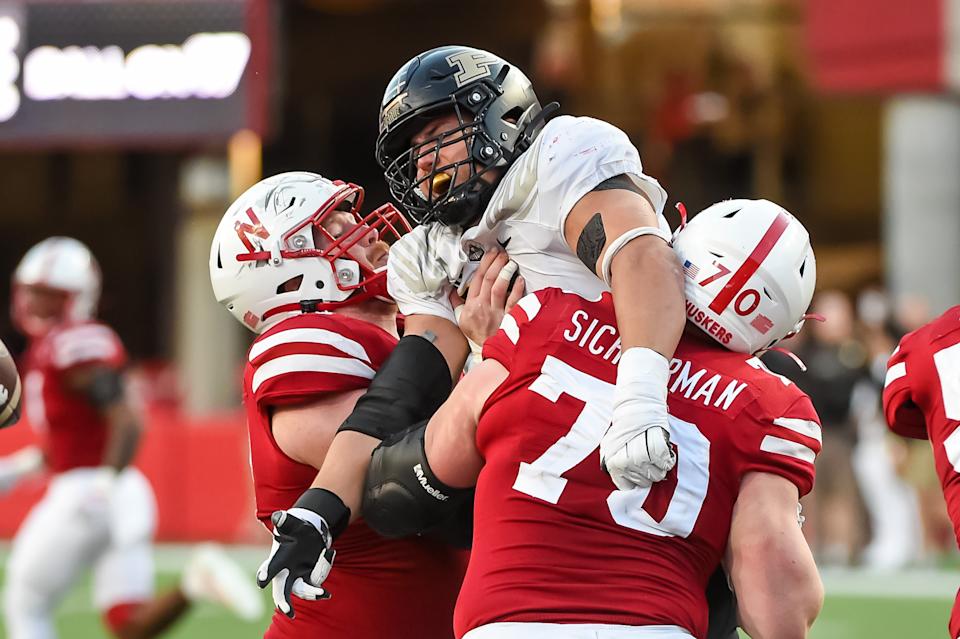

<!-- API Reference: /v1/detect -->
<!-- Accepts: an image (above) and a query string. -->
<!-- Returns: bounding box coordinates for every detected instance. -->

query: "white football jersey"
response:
[387,115,669,323]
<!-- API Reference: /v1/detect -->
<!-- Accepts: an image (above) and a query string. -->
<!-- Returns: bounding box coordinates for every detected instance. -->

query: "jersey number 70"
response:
[512,355,710,538]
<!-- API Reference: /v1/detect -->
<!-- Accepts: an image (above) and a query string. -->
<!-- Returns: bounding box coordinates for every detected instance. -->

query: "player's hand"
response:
[452,248,525,348]
[0,447,43,493]
[256,508,334,618]
[600,347,676,490]
[600,424,676,490]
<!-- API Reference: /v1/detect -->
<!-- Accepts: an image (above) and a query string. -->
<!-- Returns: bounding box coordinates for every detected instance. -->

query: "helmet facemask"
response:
[381,90,507,229]
[376,47,550,229]
[233,183,410,323]
[212,173,412,333]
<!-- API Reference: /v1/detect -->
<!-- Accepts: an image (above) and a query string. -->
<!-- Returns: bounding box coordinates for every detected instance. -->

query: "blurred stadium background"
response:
[0,0,958,636]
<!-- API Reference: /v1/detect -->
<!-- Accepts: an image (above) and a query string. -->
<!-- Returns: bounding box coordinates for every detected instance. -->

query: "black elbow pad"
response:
[338,335,452,440]
[362,422,471,539]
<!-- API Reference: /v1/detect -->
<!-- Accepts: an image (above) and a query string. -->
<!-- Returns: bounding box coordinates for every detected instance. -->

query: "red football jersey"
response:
[456,289,820,639]
[22,321,127,473]
[883,305,960,639]
[243,312,467,639]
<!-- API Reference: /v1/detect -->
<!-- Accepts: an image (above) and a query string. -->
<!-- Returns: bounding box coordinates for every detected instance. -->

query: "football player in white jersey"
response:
[257,45,686,611]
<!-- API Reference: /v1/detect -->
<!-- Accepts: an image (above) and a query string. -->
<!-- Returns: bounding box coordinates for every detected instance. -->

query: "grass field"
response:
[0,546,953,638]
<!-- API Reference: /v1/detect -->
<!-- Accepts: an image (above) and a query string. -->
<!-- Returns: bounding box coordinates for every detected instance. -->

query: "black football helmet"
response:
[376,45,556,228]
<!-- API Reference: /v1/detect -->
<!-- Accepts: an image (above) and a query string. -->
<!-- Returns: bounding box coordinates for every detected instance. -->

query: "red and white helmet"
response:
[210,171,410,333]
[12,237,102,337]
[673,199,816,354]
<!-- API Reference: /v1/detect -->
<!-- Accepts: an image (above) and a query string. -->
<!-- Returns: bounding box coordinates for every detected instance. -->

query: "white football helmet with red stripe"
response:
[673,199,816,354]
[210,171,410,333]
[12,237,102,338]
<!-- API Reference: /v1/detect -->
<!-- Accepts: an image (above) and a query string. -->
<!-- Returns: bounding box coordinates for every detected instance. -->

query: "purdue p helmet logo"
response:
[445,51,497,87]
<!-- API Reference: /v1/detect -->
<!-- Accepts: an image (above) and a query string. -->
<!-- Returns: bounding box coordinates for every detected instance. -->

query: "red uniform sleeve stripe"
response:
[250,327,371,363]
[772,417,822,445]
[53,338,120,368]
[251,354,375,393]
[709,211,789,314]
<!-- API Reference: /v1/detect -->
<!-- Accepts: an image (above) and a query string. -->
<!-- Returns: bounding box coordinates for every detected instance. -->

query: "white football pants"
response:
[463,622,696,639]
[3,467,157,639]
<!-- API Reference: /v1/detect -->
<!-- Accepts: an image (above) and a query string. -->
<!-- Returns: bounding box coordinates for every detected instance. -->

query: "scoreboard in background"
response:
[0,0,272,147]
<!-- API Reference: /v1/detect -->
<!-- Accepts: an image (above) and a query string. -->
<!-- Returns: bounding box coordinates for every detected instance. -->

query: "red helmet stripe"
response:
[708,211,790,314]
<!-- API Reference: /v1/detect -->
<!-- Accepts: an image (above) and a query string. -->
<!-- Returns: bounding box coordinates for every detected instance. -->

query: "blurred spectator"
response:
[765,290,869,565]
[850,287,922,569]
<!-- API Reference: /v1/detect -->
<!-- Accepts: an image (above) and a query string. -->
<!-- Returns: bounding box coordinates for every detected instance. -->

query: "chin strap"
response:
[512,101,561,159]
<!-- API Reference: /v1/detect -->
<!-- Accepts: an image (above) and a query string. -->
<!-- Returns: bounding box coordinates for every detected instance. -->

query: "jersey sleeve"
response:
[247,318,379,408]
[538,117,669,235]
[48,324,127,372]
[482,290,552,368]
[882,341,928,440]
[739,394,822,497]
[386,224,461,323]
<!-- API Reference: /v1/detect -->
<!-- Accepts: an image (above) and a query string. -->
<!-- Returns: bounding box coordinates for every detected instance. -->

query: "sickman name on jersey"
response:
[563,308,748,412]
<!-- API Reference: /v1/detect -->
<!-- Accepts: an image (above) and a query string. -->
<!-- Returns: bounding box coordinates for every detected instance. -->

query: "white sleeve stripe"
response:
[516,293,542,322]
[249,328,370,363]
[772,417,822,444]
[500,314,520,345]
[251,354,375,394]
[760,435,816,464]
[885,362,907,387]
[53,340,118,368]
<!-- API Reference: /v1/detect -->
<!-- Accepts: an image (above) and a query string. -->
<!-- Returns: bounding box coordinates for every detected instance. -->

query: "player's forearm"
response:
[102,403,142,471]
[310,430,380,521]
[734,566,821,638]
[729,528,822,638]
[403,314,470,381]
[609,236,685,358]
[424,403,483,489]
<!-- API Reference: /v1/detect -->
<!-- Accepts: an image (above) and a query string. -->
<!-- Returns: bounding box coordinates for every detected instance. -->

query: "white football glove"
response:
[600,347,676,490]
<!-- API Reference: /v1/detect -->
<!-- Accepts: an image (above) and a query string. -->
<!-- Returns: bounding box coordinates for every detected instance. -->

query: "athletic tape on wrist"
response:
[602,347,671,457]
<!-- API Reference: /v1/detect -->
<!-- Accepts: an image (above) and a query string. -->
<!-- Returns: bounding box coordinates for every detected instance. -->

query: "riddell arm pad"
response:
[362,422,471,539]
[338,334,452,440]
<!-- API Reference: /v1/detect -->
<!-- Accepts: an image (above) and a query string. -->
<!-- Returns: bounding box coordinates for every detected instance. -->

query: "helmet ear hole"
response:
[216,247,222,269]
[799,258,807,277]
[275,275,303,295]
[501,106,524,125]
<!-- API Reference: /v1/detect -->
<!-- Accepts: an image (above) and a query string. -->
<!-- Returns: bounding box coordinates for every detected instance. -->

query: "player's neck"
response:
[334,300,399,338]
[683,322,715,346]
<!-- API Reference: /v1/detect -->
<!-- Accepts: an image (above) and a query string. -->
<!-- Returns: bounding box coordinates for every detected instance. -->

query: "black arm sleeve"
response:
[338,335,452,440]
[362,422,472,539]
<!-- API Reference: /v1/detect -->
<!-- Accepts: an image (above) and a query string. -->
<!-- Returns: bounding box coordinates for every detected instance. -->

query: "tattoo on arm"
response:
[592,174,644,195]
[577,212,606,275]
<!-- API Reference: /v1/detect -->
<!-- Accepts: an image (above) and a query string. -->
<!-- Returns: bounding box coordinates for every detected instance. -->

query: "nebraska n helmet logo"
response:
[446,51,497,87]
[234,207,270,253]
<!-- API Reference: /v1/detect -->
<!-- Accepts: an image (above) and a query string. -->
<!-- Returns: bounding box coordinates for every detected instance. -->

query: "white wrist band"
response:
[600,226,672,286]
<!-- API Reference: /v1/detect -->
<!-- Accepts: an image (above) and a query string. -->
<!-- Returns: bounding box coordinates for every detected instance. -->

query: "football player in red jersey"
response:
[365,199,824,639]
[883,306,960,638]
[258,45,688,607]
[1,237,262,639]
[210,171,475,638]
